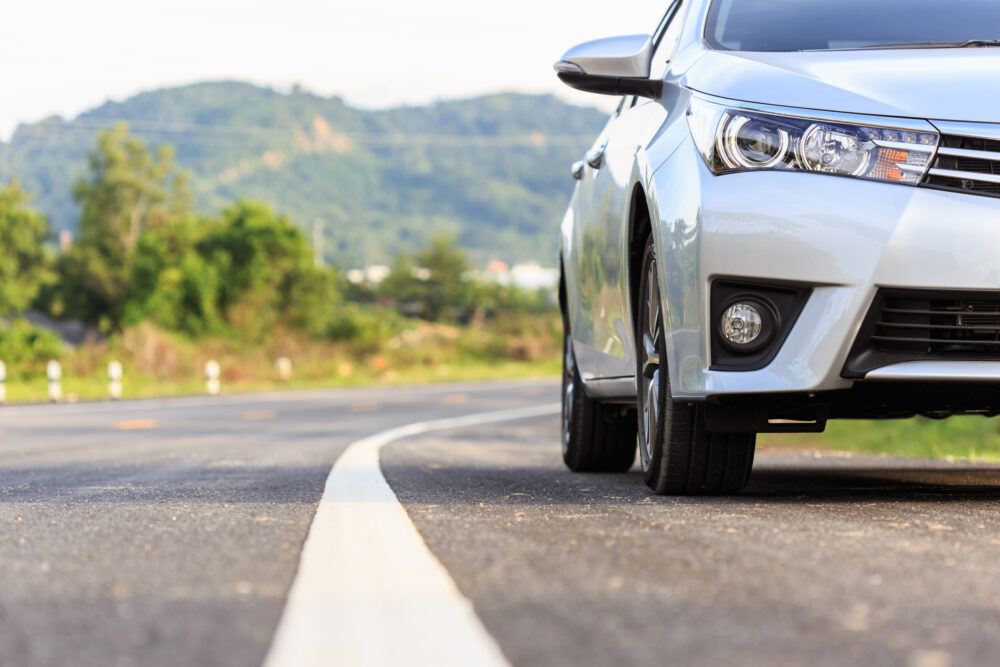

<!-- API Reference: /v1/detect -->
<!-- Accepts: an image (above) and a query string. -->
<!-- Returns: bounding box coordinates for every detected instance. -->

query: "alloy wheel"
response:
[638,254,663,471]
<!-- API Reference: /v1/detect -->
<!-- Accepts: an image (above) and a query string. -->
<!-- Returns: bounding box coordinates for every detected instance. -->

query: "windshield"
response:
[706,0,1000,52]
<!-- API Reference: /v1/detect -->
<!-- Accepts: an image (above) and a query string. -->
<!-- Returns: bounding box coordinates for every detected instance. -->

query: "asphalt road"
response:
[1,380,1000,666]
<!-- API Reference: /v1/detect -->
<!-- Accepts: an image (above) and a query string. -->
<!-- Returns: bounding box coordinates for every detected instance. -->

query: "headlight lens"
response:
[688,97,938,185]
[798,124,870,175]
[724,116,788,169]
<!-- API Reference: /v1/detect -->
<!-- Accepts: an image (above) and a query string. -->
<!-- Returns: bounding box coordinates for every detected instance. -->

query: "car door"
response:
[566,97,628,382]
[576,1,683,380]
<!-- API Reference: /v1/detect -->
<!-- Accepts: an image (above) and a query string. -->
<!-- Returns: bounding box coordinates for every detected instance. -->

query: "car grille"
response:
[922,133,1000,198]
[843,290,1000,378]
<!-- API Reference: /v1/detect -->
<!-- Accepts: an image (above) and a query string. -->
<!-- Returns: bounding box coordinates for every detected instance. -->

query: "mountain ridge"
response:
[0,81,608,266]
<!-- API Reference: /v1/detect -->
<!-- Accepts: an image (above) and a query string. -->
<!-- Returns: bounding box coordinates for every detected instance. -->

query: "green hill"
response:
[0,82,607,266]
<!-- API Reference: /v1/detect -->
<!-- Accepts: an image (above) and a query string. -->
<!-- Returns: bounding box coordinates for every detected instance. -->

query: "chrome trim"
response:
[937,146,1000,161]
[872,139,937,152]
[931,120,1000,143]
[866,361,1000,382]
[689,91,940,134]
[927,167,1000,185]
[895,163,927,174]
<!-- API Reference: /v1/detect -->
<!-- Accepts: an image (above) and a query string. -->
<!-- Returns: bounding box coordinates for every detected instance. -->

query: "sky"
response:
[0,0,668,139]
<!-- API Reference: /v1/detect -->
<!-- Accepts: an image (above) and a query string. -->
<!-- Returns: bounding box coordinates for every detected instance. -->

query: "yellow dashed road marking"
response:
[350,402,379,413]
[115,419,158,431]
[441,393,468,405]
[243,410,277,421]
[521,387,544,397]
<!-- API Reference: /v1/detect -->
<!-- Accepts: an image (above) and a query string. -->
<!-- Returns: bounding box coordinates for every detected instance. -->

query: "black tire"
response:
[635,235,755,495]
[561,323,637,473]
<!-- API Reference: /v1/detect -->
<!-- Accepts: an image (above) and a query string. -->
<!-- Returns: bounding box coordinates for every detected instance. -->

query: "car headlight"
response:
[687,97,938,185]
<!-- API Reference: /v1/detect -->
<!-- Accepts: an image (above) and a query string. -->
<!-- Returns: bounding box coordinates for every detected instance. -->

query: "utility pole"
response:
[313,218,325,268]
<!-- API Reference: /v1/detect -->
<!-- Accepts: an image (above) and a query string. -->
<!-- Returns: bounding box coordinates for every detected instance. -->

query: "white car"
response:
[555,0,1000,495]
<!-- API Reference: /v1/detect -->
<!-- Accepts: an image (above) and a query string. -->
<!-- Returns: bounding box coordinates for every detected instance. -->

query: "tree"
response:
[55,124,191,329]
[74,123,190,254]
[416,237,473,321]
[197,201,338,339]
[379,236,472,321]
[0,182,52,316]
[123,216,223,336]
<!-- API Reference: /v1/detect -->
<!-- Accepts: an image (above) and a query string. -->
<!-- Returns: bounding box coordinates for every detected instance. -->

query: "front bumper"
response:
[650,139,1000,400]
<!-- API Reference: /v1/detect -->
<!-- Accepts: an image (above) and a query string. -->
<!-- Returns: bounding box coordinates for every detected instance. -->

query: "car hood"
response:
[684,49,1000,124]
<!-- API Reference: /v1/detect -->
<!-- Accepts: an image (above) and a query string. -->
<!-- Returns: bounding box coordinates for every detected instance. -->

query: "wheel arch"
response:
[559,254,568,329]
[626,184,654,335]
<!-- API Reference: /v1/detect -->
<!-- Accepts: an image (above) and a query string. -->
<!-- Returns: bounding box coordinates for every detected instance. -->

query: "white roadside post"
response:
[205,360,221,396]
[108,360,123,400]
[0,361,6,405]
[276,356,293,382]
[46,360,62,403]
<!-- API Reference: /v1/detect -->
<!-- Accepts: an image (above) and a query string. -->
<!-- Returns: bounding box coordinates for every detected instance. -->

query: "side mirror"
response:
[554,34,663,100]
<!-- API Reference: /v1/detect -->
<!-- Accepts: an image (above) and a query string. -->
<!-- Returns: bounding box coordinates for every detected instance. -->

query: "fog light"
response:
[721,303,763,346]
[711,282,805,370]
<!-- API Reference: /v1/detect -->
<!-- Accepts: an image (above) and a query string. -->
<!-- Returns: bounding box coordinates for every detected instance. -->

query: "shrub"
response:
[0,320,64,378]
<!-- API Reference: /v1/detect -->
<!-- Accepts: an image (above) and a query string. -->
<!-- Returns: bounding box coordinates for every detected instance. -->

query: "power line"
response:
[10,117,596,149]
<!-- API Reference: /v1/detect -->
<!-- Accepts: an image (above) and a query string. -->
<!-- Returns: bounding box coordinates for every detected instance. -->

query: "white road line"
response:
[264,402,561,667]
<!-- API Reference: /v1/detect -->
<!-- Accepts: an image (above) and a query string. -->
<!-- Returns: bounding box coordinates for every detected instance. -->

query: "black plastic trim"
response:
[557,72,663,100]
[705,382,1000,422]
[709,278,812,372]
[705,402,828,433]
[843,288,1000,378]
[919,133,1000,200]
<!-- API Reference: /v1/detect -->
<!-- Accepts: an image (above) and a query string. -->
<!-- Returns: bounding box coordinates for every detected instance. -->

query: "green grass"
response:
[2,358,561,404]
[758,416,1000,463]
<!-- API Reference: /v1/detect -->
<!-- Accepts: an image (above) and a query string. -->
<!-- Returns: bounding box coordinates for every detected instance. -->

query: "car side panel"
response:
[573,111,634,381]
[595,99,670,380]
[589,82,690,387]
[562,117,616,382]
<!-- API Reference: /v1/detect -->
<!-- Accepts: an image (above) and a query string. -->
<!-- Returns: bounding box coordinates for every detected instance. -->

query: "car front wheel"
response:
[636,235,755,495]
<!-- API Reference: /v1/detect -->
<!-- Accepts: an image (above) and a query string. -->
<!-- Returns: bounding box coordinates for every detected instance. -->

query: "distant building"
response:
[486,259,509,275]
[510,263,559,290]
[347,262,558,291]
[346,265,391,286]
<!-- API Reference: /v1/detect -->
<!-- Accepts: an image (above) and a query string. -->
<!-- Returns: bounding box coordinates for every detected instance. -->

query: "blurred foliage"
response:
[378,235,554,325]
[201,201,339,339]
[0,320,63,378]
[38,126,341,339]
[125,215,223,336]
[0,126,560,400]
[74,123,191,255]
[380,237,473,321]
[758,416,1000,464]
[0,83,606,266]
[0,182,52,316]
[45,124,191,328]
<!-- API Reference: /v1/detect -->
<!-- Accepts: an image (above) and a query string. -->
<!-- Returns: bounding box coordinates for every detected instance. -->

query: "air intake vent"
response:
[922,134,1000,197]
[843,290,1000,378]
